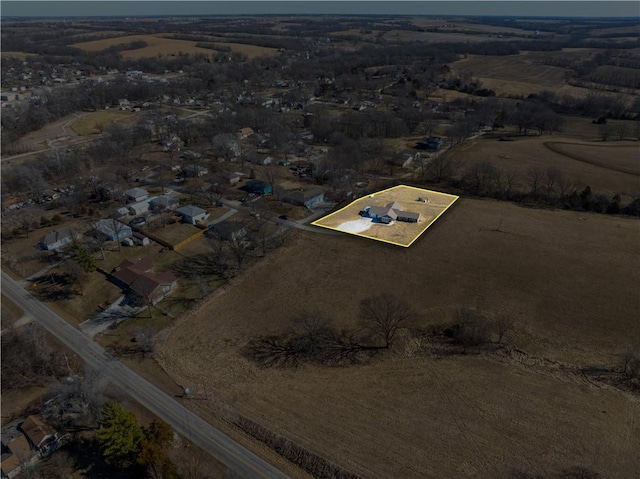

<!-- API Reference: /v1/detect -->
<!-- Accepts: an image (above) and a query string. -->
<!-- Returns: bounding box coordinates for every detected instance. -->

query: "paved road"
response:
[1,271,289,479]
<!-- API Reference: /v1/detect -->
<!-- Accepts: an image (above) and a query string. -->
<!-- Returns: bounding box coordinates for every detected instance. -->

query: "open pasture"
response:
[159,198,640,478]
[451,54,568,89]
[71,34,278,59]
[312,185,459,247]
[455,135,640,195]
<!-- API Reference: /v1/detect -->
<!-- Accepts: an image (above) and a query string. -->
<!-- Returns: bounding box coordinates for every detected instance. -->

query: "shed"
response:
[176,205,210,225]
[132,232,150,246]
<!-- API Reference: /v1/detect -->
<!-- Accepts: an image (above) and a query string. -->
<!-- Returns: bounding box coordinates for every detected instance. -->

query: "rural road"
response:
[0,271,290,479]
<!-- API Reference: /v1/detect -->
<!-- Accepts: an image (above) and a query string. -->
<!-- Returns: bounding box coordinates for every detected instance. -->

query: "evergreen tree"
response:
[97,401,143,467]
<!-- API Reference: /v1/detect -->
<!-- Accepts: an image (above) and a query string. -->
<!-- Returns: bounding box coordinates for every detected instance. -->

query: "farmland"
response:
[159,198,640,477]
[453,135,640,195]
[71,33,279,59]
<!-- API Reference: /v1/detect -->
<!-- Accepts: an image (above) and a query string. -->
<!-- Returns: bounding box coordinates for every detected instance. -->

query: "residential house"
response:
[242,180,272,196]
[236,127,254,139]
[227,172,244,185]
[183,164,208,177]
[124,187,149,203]
[208,221,247,242]
[415,136,443,151]
[247,152,273,166]
[126,196,157,216]
[110,258,177,305]
[149,195,179,211]
[362,202,420,224]
[93,219,133,242]
[38,228,79,251]
[114,207,130,219]
[176,205,210,225]
[20,416,55,452]
[389,150,419,169]
[283,188,325,208]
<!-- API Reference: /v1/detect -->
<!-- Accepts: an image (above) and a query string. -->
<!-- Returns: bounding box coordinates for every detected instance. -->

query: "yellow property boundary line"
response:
[311,185,459,248]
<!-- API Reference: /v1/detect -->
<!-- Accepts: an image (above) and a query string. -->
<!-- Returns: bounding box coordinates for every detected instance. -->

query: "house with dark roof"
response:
[110,258,177,305]
[38,228,80,251]
[208,221,247,242]
[362,202,420,224]
[149,195,179,211]
[283,188,325,208]
[176,205,210,225]
[242,180,272,196]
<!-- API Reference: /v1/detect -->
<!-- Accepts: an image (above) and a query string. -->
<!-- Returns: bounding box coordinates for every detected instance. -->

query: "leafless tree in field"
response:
[621,344,640,378]
[492,315,515,344]
[359,293,416,348]
[452,307,491,353]
[528,167,545,198]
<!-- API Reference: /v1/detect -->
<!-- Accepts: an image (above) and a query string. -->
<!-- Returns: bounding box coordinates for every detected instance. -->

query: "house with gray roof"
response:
[38,228,80,251]
[176,205,210,225]
[362,202,420,224]
[283,188,325,208]
[93,219,132,242]
[124,187,149,203]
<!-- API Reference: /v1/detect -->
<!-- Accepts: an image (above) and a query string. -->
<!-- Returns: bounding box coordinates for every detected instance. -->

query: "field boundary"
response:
[544,141,640,176]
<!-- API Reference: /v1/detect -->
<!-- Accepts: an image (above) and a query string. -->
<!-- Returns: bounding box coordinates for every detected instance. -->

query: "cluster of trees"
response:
[245,293,416,367]
[1,324,62,389]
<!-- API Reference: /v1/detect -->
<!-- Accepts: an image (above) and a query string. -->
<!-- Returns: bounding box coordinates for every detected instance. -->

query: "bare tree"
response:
[492,315,515,344]
[528,167,545,198]
[359,293,416,348]
[621,344,640,378]
[452,308,491,353]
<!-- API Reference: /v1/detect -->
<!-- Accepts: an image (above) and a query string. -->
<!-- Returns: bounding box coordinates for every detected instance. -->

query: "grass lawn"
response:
[71,110,138,136]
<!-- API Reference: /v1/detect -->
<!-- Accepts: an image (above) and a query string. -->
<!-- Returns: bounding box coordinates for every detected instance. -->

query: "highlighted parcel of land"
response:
[312,185,459,247]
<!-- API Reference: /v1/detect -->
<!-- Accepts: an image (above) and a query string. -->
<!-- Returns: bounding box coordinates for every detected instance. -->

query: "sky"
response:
[1,1,639,18]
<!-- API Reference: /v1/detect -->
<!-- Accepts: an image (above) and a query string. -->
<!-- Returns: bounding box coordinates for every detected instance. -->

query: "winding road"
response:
[1,271,289,479]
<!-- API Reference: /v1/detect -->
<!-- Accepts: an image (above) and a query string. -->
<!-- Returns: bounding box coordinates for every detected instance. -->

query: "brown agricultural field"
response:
[158,198,640,478]
[71,34,278,59]
[453,135,640,195]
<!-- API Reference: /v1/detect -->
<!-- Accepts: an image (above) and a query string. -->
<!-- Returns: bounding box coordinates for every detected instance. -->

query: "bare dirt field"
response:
[454,135,640,195]
[451,54,568,89]
[71,34,278,59]
[158,198,640,478]
[312,185,458,247]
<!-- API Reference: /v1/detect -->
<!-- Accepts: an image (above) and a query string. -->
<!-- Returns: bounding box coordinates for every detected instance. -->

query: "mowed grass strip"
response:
[159,198,640,477]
